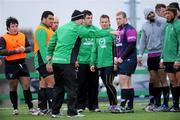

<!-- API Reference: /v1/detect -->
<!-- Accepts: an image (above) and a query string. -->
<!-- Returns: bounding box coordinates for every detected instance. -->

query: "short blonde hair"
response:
[116,11,127,18]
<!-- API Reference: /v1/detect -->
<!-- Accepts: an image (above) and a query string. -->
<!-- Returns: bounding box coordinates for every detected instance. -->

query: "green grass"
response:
[0,101,179,120]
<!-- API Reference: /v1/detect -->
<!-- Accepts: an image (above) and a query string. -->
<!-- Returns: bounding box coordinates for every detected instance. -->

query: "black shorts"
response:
[36,64,53,78]
[118,58,137,76]
[147,56,160,71]
[164,62,180,73]
[5,62,30,79]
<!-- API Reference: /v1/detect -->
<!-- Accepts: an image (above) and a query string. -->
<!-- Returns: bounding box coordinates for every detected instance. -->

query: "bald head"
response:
[51,16,59,31]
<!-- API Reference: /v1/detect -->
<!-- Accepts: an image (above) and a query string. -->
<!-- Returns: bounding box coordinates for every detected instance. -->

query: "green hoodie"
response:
[47,21,96,64]
[162,19,180,62]
[90,27,115,68]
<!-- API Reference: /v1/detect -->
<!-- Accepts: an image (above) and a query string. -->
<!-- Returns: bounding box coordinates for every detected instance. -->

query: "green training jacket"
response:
[47,21,96,64]
[77,25,100,64]
[90,27,115,68]
[162,19,180,62]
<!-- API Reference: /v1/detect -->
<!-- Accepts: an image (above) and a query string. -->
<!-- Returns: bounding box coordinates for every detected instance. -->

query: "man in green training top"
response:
[47,9,92,118]
[90,14,118,113]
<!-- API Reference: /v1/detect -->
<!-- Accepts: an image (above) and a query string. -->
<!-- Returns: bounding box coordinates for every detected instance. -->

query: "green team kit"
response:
[48,22,110,64]
[162,20,180,62]
[78,25,100,64]
[90,27,115,68]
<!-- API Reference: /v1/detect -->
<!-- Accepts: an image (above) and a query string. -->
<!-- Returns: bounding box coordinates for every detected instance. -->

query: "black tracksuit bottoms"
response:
[76,64,99,110]
[52,63,78,116]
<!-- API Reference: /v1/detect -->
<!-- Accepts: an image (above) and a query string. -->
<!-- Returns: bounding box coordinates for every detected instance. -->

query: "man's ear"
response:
[42,18,46,23]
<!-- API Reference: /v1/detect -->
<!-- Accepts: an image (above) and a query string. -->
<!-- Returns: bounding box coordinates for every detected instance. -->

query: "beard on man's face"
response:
[149,16,155,22]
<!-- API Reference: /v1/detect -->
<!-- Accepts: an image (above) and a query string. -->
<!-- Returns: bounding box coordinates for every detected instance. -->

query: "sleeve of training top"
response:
[139,28,147,56]
[113,41,117,58]
[47,31,57,57]
[121,42,136,59]
[121,28,137,60]
[126,28,137,42]
[78,25,110,38]
[78,25,97,38]
[24,36,32,53]
[35,29,48,63]
[0,37,17,56]
[90,39,97,66]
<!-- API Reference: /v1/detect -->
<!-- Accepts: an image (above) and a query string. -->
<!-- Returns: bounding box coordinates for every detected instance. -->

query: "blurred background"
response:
[0,0,179,107]
[0,0,179,33]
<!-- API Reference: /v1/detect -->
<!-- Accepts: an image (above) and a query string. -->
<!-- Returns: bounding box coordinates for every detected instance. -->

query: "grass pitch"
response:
[0,101,179,120]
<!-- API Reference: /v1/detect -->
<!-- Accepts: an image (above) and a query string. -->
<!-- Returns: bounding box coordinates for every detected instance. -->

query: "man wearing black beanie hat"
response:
[71,10,84,21]
[46,9,101,118]
[46,9,84,118]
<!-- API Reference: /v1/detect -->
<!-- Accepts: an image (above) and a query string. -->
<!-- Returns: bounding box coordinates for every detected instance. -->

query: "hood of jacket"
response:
[144,8,154,20]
